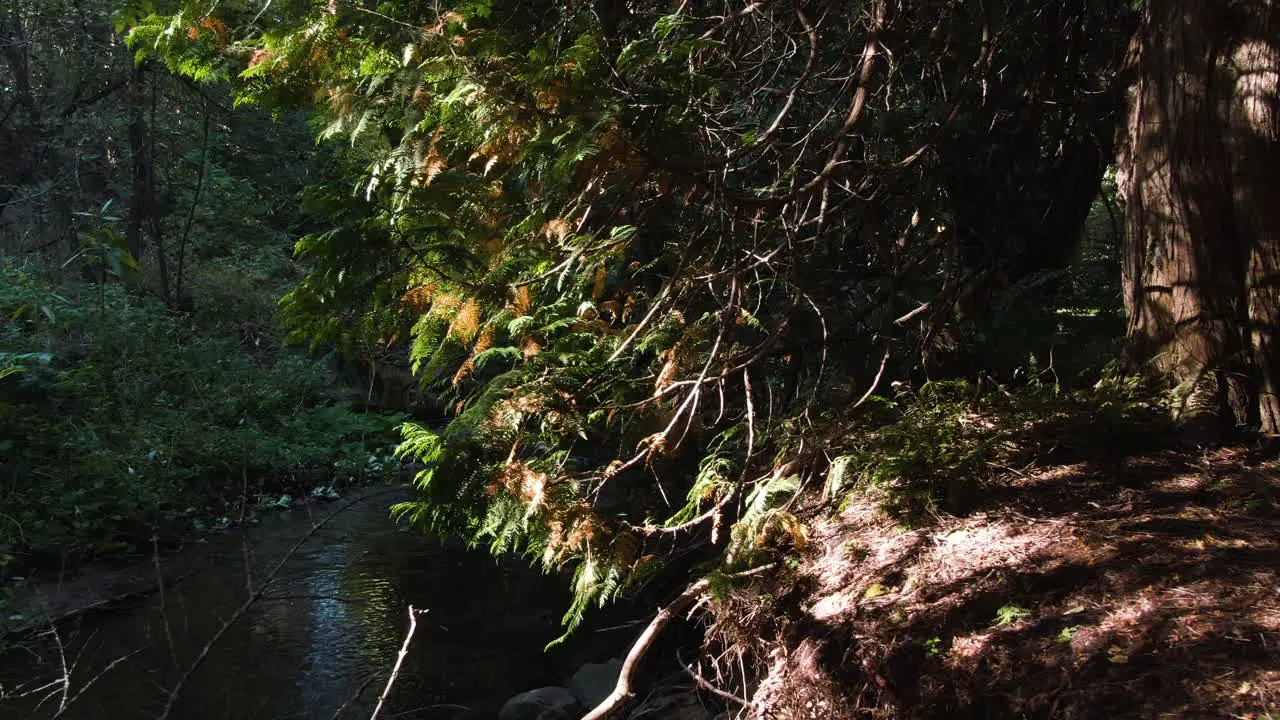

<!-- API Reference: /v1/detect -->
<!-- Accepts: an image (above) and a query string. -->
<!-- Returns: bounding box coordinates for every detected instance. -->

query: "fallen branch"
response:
[39,621,70,714]
[7,557,205,636]
[51,649,143,720]
[582,564,774,720]
[368,605,428,720]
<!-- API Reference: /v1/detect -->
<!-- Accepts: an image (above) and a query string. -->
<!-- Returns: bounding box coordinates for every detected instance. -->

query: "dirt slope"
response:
[734,448,1280,719]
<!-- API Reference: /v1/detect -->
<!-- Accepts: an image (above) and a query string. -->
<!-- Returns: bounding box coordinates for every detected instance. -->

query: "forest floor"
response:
[737,446,1280,719]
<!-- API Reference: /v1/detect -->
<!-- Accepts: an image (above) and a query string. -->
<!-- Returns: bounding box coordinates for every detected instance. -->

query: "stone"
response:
[498,686,581,720]
[568,660,622,710]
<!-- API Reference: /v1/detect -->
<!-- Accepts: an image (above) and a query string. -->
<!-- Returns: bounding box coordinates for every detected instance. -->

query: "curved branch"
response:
[637,487,736,536]
[699,2,770,40]
[793,1,887,197]
[582,564,775,720]
[726,3,819,162]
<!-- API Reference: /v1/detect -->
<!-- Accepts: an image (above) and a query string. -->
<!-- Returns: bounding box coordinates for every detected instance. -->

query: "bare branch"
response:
[582,564,775,720]
[368,605,429,720]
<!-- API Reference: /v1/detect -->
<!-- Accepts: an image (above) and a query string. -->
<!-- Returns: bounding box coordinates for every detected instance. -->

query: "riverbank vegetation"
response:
[0,0,404,577]
[4,0,1279,717]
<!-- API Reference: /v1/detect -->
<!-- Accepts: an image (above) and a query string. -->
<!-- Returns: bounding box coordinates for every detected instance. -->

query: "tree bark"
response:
[1118,0,1280,435]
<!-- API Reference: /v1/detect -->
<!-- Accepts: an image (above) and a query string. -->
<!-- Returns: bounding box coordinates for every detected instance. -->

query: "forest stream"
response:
[0,487,593,720]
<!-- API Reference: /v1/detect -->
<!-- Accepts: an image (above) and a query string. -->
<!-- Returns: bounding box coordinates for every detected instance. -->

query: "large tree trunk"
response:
[1118,0,1280,436]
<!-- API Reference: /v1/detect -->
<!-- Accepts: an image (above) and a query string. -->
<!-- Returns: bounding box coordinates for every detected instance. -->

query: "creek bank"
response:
[0,482,405,634]
[718,448,1280,718]
[9,479,732,720]
[0,444,419,603]
[0,484,597,719]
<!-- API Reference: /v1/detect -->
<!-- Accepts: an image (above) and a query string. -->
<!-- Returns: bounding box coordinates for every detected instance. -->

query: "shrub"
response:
[0,260,403,574]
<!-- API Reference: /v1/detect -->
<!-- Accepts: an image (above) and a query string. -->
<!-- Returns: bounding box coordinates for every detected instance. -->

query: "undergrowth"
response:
[829,367,1175,522]
[0,260,403,576]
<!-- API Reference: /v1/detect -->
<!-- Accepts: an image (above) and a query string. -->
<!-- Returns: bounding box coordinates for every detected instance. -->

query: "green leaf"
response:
[617,39,655,71]
[472,346,522,370]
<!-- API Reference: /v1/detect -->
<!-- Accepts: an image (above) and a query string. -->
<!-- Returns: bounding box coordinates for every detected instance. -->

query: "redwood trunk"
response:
[1118,0,1280,435]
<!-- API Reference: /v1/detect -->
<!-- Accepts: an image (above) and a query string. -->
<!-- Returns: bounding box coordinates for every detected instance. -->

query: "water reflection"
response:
[0,487,580,720]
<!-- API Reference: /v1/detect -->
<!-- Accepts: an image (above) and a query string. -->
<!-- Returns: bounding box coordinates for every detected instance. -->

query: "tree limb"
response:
[368,605,428,720]
[582,564,775,720]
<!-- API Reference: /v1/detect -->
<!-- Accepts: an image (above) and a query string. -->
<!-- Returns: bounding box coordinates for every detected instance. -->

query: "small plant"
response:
[842,539,868,561]
[925,636,945,658]
[864,583,890,600]
[1056,625,1083,644]
[993,603,1032,626]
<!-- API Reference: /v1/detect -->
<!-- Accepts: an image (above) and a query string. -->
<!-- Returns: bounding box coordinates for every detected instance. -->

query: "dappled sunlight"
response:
[1233,40,1280,138]
[741,449,1280,718]
[4,0,1279,717]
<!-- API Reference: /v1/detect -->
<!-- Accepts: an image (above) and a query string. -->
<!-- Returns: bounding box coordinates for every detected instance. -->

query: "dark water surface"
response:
[0,487,584,719]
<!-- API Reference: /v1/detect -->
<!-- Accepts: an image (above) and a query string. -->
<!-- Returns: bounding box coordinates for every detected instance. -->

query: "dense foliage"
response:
[117,0,1141,636]
[5,0,1279,715]
[0,0,404,573]
[0,263,401,566]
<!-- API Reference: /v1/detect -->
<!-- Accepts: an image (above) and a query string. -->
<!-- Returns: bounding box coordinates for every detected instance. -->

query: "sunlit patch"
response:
[1233,40,1280,137]
[947,633,993,667]
[1153,473,1207,493]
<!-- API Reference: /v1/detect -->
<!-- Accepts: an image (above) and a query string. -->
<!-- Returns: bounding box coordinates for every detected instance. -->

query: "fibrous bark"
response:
[1118,0,1280,435]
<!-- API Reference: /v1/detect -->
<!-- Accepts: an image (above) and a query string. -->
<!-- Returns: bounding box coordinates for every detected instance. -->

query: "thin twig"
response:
[173,97,211,303]
[330,672,378,720]
[249,0,275,27]
[676,649,754,709]
[151,536,177,669]
[853,346,891,409]
[45,621,70,713]
[369,606,429,720]
[51,649,143,719]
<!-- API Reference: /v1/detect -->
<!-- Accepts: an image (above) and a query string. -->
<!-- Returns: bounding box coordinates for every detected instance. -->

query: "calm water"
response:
[0,487,587,719]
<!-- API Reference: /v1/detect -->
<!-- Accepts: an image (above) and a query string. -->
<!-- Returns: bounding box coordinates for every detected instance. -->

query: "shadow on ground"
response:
[740,447,1280,719]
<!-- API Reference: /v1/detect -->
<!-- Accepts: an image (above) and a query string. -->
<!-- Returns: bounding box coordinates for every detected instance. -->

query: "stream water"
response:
[0,486,594,720]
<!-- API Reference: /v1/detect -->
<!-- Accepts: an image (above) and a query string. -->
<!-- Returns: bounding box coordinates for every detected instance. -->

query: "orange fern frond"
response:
[512,285,533,316]
[448,299,481,343]
[592,266,607,300]
[401,283,437,313]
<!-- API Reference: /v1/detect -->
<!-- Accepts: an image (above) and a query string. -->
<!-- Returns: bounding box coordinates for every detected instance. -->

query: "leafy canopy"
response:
[122,0,1131,634]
